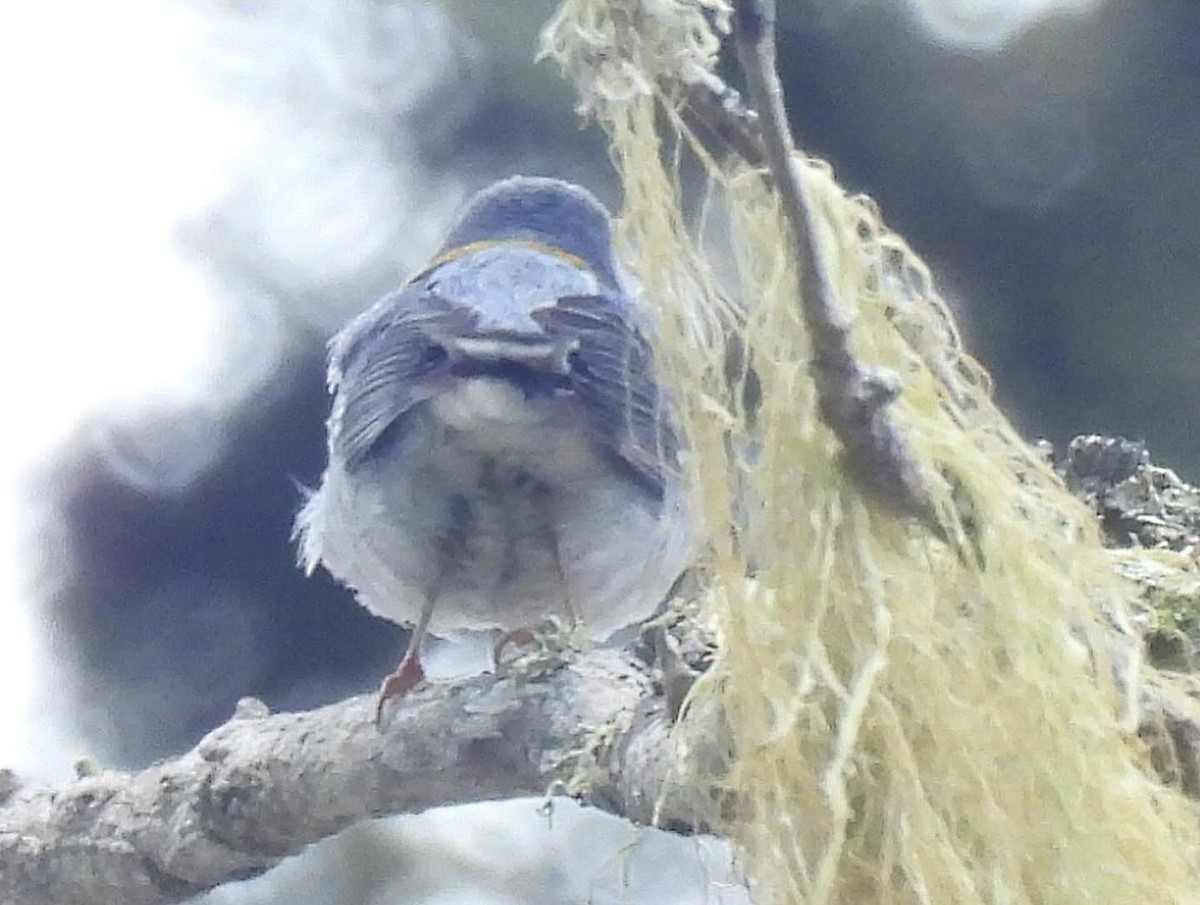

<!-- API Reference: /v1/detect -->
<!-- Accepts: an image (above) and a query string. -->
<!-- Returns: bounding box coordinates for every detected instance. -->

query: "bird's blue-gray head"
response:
[326,176,674,498]
[429,176,620,289]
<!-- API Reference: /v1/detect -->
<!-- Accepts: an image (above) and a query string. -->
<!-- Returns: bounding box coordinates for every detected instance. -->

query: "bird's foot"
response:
[492,618,578,677]
[492,627,539,667]
[375,656,425,727]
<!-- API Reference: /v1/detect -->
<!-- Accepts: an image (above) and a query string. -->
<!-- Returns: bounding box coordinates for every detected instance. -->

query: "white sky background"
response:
[899,0,1101,47]
[0,0,461,779]
[0,0,262,779]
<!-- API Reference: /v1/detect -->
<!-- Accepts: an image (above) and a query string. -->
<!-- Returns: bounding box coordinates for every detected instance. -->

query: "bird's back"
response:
[296,176,691,642]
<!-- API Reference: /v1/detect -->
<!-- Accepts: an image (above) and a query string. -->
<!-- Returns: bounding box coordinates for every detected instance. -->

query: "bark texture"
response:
[0,648,707,905]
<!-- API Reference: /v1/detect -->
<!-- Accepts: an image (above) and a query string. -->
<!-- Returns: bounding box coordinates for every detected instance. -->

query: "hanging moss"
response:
[543,3,1200,903]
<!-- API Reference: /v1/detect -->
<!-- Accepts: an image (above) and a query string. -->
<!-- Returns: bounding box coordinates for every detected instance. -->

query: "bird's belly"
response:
[314,416,689,639]
[422,469,570,632]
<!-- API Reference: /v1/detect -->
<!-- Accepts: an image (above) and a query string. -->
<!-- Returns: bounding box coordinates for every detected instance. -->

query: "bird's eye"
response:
[567,348,593,379]
[415,343,448,374]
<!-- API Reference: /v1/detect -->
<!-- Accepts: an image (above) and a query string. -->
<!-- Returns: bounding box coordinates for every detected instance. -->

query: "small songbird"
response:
[295,176,691,720]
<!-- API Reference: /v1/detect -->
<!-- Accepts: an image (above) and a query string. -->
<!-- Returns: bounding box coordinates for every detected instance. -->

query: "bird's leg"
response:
[377,495,471,724]
[493,496,577,670]
[546,499,579,631]
[375,591,437,726]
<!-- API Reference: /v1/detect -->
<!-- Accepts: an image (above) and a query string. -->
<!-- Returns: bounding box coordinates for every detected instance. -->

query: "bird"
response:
[295,176,692,722]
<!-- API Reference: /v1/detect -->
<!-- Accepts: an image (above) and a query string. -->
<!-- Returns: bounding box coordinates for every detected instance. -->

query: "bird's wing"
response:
[328,288,473,471]
[537,293,678,501]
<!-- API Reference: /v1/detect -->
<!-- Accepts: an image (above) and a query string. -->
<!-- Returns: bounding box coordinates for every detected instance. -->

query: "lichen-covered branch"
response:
[0,648,709,905]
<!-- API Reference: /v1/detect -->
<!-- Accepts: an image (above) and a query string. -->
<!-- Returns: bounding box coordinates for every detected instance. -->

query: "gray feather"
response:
[329,289,472,470]
[535,293,677,499]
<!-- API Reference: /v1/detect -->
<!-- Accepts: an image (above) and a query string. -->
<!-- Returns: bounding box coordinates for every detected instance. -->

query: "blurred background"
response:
[1,0,1197,901]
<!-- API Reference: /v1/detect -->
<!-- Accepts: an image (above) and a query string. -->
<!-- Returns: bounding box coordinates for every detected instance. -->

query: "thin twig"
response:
[724,0,940,530]
[678,74,765,167]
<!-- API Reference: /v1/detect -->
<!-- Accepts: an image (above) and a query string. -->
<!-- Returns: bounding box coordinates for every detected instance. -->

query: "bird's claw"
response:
[375,657,425,727]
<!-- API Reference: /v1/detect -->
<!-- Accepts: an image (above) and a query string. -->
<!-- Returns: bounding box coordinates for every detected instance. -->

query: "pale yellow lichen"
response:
[543,3,1200,903]
[539,0,731,114]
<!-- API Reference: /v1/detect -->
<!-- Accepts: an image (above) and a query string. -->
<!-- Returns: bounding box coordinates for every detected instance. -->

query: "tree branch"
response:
[0,648,711,905]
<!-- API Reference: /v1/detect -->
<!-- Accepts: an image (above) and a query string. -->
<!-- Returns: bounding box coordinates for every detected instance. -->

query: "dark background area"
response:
[30,0,1199,767]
